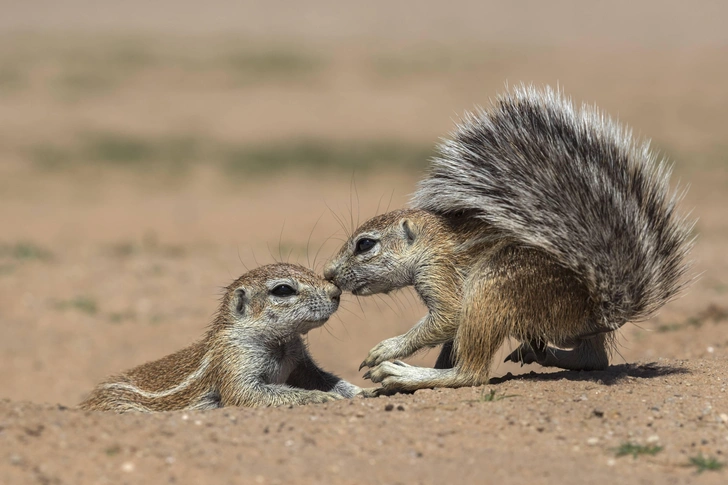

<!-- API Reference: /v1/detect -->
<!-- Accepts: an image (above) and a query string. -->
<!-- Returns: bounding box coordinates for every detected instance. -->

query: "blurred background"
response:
[0,1,726,406]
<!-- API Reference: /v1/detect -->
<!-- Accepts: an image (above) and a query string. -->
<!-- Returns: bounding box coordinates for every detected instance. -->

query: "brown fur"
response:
[325,210,613,392]
[80,263,360,412]
[324,87,692,392]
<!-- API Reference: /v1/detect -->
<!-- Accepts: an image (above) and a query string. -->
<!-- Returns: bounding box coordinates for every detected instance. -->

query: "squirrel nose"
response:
[327,285,342,301]
[323,262,337,281]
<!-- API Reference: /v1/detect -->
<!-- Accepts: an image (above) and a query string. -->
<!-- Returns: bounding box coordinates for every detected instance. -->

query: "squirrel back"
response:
[413,85,694,330]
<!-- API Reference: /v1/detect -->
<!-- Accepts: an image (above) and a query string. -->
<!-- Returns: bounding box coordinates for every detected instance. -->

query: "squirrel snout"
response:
[323,262,337,282]
[326,285,342,303]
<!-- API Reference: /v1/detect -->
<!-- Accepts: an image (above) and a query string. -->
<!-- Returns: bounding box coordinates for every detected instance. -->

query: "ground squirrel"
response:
[324,85,694,392]
[80,263,360,412]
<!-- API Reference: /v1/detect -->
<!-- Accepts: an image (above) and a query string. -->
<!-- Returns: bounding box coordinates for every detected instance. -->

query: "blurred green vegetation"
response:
[0,37,325,99]
[28,133,434,176]
[0,242,53,262]
[688,454,725,473]
[614,442,663,459]
[1,34,723,180]
[223,49,324,82]
[55,296,98,315]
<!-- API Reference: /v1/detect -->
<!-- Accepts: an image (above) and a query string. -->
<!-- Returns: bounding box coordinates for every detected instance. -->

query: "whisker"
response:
[385,188,395,213]
[236,245,250,272]
[277,220,286,263]
[313,229,342,273]
[305,212,325,269]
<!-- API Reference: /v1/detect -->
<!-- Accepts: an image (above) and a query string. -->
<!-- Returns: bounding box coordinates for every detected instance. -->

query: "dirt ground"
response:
[1,2,727,484]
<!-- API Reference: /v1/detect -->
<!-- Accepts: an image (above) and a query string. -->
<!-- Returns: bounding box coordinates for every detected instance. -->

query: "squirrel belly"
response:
[324,85,694,392]
[79,263,361,413]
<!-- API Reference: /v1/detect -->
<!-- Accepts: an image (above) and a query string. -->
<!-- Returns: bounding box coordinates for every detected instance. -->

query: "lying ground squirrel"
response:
[324,85,694,392]
[80,263,360,412]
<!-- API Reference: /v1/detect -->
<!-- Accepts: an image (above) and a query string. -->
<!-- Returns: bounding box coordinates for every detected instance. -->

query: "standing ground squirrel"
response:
[80,263,360,412]
[324,85,694,393]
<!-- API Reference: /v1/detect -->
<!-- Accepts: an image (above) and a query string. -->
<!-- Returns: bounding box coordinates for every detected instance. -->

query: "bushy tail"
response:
[413,85,695,329]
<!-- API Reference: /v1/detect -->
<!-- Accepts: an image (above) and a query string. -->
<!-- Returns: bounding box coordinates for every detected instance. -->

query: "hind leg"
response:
[504,333,610,371]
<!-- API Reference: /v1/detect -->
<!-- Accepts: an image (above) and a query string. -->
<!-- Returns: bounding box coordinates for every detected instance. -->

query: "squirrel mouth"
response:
[351,285,370,296]
[298,318,329,334]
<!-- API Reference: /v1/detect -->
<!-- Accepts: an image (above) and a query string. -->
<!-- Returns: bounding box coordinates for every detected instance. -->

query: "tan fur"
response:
[325,209,613,392]
[80,263,361,412]
[324,87,692,393]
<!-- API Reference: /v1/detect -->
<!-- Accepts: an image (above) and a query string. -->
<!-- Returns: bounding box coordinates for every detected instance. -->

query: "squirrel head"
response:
[324,209,436,296]
[220,263,341,337]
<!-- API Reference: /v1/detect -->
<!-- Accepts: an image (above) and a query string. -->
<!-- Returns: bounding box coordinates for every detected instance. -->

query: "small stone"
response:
[646,435,660,443]
[587,437,599,446]
[181,414,189,421]
[707,347,715,353]
[397,405,405,411]
[194,420,203,426]
[592,409,604,418]
[607,459,616,467]
[121,462,135,473]
[165,456,175,465]
[284,439,294,447]
[719,413,728,424]
[384,404,394,412]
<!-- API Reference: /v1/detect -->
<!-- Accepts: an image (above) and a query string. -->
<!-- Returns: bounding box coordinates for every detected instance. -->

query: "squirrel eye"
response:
[270,284,296,297]
[355,238,377,254]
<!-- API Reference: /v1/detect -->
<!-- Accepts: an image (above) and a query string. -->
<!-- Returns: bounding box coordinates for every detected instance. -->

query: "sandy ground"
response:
[1,2,728,483]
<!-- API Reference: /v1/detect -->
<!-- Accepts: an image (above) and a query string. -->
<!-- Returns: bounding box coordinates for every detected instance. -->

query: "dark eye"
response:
[270,284,296,297]
[355,238,377,254]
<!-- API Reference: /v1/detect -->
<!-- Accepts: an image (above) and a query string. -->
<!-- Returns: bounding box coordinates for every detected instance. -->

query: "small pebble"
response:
[647,435,660,443]
[587,437,599,446]
[707,347,715,353]
[397,405,405,411]
[384,404,394,412]
[121,462,135,473]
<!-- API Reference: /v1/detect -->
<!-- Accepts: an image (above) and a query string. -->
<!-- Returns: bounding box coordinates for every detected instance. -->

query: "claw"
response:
[362,370,371,380]
[359,360,368,371]
[504,355,512,363]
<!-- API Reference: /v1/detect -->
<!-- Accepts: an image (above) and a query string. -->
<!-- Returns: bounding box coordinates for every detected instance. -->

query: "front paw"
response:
[364,361,424,393]
[356,387,384,398]
[300,390,345,405]
[360,336,409,370]
[365,360,410,384]
[332,381,362,399]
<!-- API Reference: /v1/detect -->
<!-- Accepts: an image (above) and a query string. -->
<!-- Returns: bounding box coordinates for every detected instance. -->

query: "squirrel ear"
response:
[401,218,417,245]
[233,288,248,316]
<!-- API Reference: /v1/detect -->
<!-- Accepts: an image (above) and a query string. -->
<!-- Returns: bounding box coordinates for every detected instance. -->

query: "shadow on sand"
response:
[490,362,690,386]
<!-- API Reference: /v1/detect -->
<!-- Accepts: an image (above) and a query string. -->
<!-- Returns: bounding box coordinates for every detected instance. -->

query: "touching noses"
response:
[326,284,342,302]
